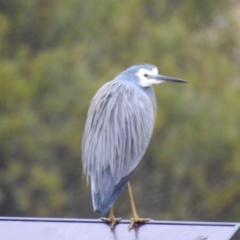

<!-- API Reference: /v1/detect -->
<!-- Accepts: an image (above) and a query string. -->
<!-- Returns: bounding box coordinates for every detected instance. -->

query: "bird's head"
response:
[126,64,188,87]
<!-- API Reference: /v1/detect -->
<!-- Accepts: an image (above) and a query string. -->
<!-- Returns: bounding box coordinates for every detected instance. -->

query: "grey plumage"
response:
[82,64,187,215]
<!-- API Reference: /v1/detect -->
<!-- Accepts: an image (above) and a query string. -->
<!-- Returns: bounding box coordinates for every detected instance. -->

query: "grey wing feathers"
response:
[82,80,155,215]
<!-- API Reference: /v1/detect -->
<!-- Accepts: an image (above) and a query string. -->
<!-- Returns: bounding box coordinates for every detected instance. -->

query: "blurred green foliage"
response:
[0,0,240,222]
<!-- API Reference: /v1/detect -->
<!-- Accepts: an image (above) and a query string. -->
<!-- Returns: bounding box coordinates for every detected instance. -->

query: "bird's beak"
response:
[151,74,188,83]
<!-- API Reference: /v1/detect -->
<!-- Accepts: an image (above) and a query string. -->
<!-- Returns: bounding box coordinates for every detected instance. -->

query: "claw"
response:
[101,216,122,229]
[129,217,152,229]
[127,182,152,229]
[100,206,122,229]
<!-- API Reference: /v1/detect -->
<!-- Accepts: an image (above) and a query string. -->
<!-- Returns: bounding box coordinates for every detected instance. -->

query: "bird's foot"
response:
[129,217,152,229]
[100,216,122,229]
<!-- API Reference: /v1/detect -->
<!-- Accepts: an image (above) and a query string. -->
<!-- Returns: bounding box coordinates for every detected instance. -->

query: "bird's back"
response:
[82,79,156,215]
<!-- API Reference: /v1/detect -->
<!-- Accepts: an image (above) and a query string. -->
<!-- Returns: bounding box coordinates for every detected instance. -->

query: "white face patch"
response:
[136,67,163,87]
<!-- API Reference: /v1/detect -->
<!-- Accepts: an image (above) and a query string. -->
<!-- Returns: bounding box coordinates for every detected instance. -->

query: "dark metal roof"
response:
[0,217,239,240]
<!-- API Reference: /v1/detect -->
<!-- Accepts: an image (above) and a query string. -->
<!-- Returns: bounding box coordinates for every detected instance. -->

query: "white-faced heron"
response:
[82,64,187,229]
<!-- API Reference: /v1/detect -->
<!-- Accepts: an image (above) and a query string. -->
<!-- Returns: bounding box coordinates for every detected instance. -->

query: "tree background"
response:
[0,0,240,222]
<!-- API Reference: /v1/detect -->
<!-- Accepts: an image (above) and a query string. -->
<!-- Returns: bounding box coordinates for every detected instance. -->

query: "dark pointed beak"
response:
[151,74,188,83]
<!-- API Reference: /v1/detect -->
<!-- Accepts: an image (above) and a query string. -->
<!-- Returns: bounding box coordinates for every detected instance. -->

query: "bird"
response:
[82,64,187,229]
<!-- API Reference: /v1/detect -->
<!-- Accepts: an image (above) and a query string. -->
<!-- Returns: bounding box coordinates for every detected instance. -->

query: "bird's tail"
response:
[91,168,134,216]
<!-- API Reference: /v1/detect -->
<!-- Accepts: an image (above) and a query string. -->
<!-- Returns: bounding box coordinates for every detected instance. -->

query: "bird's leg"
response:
[100,206,122,229]
[127,182,152,229]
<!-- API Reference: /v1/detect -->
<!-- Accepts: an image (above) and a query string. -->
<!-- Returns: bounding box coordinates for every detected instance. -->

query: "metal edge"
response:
[228,225,240,240]
[0,217,239,228]
[223,223,240,240]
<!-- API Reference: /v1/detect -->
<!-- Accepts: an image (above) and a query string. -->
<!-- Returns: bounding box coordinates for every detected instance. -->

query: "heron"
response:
[82,64,187,229]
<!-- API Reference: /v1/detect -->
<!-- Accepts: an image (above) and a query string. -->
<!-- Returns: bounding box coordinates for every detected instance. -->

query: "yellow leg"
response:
[127,182,152,229]
[100,206,122,229]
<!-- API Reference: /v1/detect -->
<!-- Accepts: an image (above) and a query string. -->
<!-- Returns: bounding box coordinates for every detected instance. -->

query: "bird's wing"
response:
[82,80,155,214]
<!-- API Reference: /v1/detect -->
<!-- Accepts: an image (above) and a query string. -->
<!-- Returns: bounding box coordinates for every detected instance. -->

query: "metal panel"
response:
[0,217,239,240]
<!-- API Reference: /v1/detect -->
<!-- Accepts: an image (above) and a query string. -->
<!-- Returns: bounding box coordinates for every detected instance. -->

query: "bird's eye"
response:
[144,74,148,77]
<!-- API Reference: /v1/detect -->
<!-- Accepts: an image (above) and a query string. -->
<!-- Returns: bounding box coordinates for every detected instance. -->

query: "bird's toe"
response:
[128,217,152,229]
[100,216,122,229]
